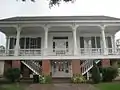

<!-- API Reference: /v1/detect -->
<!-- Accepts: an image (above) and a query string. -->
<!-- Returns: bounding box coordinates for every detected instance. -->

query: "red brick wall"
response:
[4,61,12,72]
[42,60,51,75]
[72,60,81,75]
[12,60,21,69]
[22,66,30,78]
[101,59,110,67]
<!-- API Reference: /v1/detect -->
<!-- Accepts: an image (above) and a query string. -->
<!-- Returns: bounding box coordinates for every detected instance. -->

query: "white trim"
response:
[1,55,120,60]
[0,20,120,24]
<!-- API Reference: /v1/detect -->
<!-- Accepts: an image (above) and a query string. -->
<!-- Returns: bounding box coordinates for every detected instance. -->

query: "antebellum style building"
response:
[0,16,120,79]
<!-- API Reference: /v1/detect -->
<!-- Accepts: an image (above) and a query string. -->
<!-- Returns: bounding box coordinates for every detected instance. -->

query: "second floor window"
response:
[20,37,41,49]
[9,38,16,49]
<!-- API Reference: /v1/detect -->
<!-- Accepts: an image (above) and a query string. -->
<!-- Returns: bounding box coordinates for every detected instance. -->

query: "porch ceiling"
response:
[77,26,101,33]
[105,26,120,34]
[0,27,16,36]
[21,27,44,35]
[77,25,120,34]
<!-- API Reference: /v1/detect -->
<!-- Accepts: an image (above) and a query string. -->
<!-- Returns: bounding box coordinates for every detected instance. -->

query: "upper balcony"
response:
[0,48,120,60]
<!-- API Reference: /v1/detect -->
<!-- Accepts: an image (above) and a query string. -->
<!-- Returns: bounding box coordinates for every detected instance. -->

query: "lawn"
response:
[0,83,29,90]
[94,82,120,90]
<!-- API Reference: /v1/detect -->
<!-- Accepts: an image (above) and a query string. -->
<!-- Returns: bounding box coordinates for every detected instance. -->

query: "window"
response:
[20,37,41,49]
[91,36,101,48]
[9,38,16,49]
[106,37,112,48]
[96,37,101,48]
[91,37,96,48]
[53,37,68,39]
[80,37,84,48]
[26,38,30,49]
[20,38,25,49]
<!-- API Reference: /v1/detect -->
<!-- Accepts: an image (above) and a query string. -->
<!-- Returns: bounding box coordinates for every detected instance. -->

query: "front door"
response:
[53,37,68,55]
[51,60,72,77]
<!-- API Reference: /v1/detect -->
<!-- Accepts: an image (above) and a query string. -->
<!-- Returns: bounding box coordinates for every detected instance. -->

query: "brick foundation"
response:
[101,59,110,67]
[42,60,51,75]
[22,66,30,78]
[4,61,12,73]
[72,60,81,75]
[12,60,21,69]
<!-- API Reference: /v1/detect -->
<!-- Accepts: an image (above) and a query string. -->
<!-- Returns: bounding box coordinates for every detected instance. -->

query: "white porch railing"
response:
[81,59,100,75]
[79,48,103,55]
[0,49,14,56]
[46,48,74,56]
[108,48,120,55]
[1,48,120,56]
[19,49,43,56]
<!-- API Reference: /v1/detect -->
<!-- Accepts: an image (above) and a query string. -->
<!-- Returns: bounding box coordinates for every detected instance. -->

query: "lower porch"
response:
[1,59,118,79]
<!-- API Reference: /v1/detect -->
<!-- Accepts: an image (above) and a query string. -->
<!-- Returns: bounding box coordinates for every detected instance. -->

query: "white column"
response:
[73,26,78,55]
[112,35,116,54]
[5,37,9,54]
[101,26,108,55]
[14,26,21,56]
[44,27,48,55]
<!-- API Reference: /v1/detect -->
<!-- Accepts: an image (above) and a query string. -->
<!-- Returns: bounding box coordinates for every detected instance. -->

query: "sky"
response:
[0,0,120,46]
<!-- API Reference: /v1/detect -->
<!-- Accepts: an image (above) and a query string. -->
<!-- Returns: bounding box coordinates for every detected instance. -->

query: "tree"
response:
[91,61,101,84]
[20,0,75,7]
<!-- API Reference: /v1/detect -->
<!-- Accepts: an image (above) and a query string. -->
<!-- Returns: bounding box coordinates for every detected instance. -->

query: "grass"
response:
[0,83,29,90]
[94,82,120,90]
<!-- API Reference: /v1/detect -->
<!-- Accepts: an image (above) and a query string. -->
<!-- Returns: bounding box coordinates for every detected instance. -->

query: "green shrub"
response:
[71,74,86,83]
[39,75,52,84]
[33,75,39,83]
[102,67,118,82]
[91,61,101,84]
[5,68,20,82]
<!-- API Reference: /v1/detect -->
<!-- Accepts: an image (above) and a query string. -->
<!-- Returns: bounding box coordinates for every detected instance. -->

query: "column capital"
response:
[72,23,77,31]
[44,25,49,32]
[100,25,107,30]
[16,25,22,32]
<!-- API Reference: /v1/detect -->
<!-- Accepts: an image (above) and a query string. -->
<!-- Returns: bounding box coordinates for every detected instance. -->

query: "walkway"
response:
[26,84,98,90]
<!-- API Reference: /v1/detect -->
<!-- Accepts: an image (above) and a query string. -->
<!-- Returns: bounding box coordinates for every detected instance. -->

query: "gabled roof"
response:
[0,16,120,22]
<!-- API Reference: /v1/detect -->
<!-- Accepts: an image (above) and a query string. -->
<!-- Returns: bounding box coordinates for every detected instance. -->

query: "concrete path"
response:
[26,84,98,90]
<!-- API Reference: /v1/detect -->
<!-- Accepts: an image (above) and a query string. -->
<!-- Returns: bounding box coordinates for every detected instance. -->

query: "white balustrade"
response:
[1,48,120,56]
[79,48,103,55]
[46,48,74,56]
[0,49,14,56]
[19,49,42,56]
[81,59,100,75]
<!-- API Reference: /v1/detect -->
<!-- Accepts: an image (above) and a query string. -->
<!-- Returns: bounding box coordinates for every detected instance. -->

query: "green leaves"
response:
[20,0,74,7]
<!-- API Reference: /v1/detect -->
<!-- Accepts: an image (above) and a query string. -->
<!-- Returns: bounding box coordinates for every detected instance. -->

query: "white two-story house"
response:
[0,16,120,79]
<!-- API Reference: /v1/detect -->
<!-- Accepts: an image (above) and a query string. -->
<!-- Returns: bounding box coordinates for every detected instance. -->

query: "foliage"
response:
[4,68,20,83]
[39,75,52,84]
[21,0,75,7]
[71,74,86,83]
[91,61,101,84]
[102,67,118,82]
[33,75,39,83]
